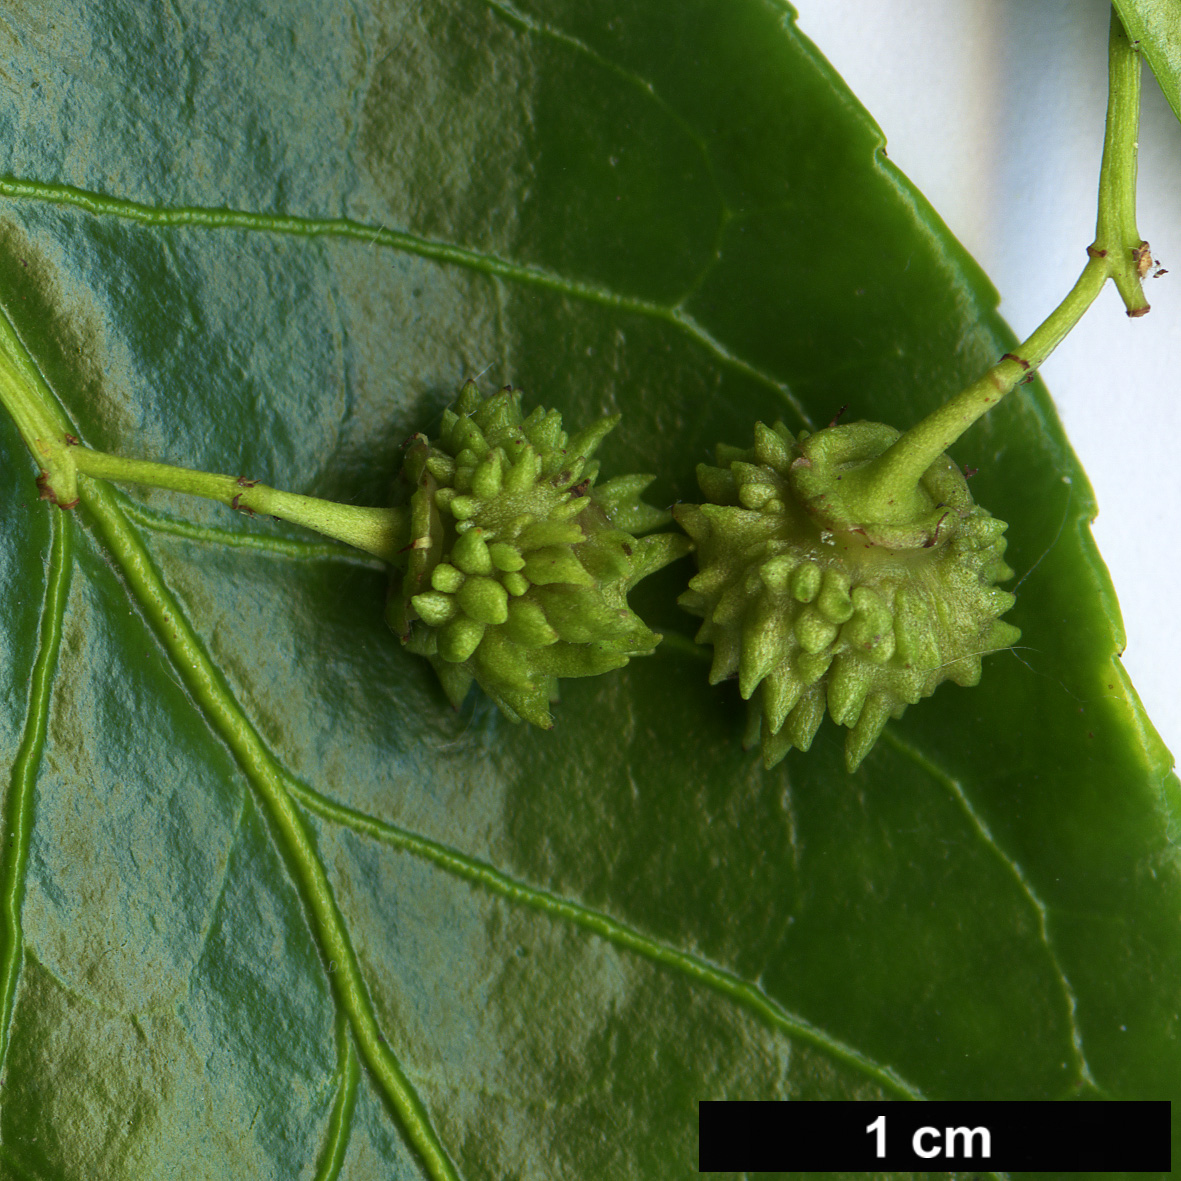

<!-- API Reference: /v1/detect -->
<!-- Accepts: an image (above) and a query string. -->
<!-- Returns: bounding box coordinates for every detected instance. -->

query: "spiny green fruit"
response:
[674,419,1020,772]
[387,382,690,726]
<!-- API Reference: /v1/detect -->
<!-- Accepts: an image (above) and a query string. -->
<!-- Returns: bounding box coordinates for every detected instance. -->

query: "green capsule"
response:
[388,385,689,726]
[526,407,565,452]
[738,482,777,510]
[826,652,872,728]
[675,418,1020,770]
[759,555,794,591]
[739,598,793,699]
[449,416,489,460]
[784,688,826,753]
[846,692,892,772]
[595,474,669,533]
[532,585,623,644]
[566,413,621,461]
[696,463,739,506]
[532,644,631,679]
[706,627,742,686]
[425,454,456,482]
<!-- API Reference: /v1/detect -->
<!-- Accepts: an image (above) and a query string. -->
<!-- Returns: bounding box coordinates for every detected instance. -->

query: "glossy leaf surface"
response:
[0,2,1178,1179]
[1117,0,1181,122]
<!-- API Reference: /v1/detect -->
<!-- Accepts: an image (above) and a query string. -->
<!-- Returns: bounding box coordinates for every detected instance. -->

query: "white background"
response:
[797,0,1181,763]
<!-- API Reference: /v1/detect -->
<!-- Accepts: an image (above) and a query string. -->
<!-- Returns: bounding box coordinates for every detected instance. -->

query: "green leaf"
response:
[0,1,1177,1178]
[1116,0,1181,124]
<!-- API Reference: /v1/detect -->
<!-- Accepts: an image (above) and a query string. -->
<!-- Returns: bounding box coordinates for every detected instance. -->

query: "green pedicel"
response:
[674,420,1020,773]
[388,383,690,727]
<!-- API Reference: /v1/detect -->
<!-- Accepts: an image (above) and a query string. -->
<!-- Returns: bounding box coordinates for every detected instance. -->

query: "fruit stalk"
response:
[69,447,410,562]
[839,6,1148,522]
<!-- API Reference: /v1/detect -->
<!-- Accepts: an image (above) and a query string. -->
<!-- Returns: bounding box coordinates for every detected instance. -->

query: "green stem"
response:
[72,448,409,564]
[1096,6,1150,315]
[0,308,77,505]
[848,5,1147,516]
[0,300,408,562]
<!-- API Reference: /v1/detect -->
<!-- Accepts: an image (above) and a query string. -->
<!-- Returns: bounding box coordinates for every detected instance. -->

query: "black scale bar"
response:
[699,1100,1172,1172]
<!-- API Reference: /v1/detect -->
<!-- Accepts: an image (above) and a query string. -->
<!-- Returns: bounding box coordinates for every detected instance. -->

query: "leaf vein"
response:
[314,1015,361,1181]
[0,511,71,1081]
[0,176,809,425]
[287,775,923,1101]
[476,0,739,316]
[0,293,462,1181]
[76,475,464,1181]
[882,729,1102,1093]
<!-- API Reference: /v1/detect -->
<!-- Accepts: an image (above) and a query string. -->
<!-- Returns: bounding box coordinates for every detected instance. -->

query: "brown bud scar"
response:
[236,476,258,488]
[1001,353,1030,370]
[569,478,591,498]
[1020,373,1035,384]
[36,473,78,509]
[1127,304,1151,318]
[1086,245,1108,259]
[63,434,79,446]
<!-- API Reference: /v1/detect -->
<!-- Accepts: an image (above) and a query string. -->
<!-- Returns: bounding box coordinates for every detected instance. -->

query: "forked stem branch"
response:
[844,5,1148,521]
